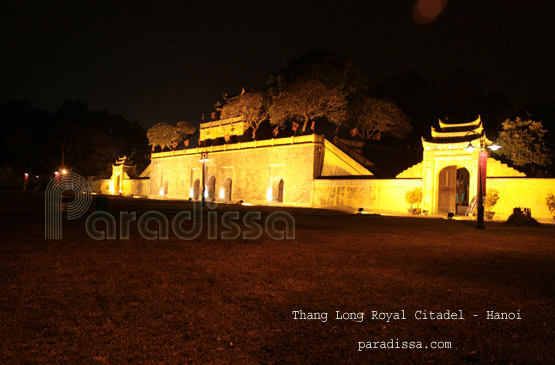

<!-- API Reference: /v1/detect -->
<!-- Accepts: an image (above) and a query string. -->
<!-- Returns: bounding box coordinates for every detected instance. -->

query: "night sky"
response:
[2,1,554,128]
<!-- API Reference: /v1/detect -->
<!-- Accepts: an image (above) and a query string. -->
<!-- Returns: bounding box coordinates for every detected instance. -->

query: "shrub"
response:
[405,187,422,209]
[484,188,500,211]
[546,194,555,215]
[507,207,540,226]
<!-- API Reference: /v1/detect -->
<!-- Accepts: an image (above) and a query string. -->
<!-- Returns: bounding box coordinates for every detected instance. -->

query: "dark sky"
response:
[2,1,554,128]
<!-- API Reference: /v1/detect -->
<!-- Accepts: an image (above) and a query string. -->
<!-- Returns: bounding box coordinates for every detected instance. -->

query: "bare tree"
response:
[348,95,411,140]
[221,90,268,139]
[269,77,347,133]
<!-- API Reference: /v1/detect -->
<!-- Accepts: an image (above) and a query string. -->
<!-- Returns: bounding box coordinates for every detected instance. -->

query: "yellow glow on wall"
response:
[219,188,224,199]
[267,188,273,201]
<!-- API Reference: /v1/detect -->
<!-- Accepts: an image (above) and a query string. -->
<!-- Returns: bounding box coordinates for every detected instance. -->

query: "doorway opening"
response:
[456,167,470,215]
[115,175,121,195]
[437,166,456,214]
[192,179,200,200]
[207,175,216,200]
[272,178,284,203]
[223,178,232,201]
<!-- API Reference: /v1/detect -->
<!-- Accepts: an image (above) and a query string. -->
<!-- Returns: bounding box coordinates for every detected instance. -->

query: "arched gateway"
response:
[421,117,490,215]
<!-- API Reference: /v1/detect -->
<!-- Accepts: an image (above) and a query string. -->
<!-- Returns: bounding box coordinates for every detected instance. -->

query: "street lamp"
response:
[199,152,209,206]
[464,130,501,229]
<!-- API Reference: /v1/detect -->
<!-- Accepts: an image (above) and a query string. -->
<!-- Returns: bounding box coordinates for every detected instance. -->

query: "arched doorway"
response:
[272,178,284,203]
[192,179,200,200]
[223,178,232,201]
[456,167,470,214]
[115,175,121,194]
[207,175,216,200]
[437,166,456,214]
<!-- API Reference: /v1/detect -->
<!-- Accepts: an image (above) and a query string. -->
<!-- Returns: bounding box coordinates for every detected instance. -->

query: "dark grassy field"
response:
[0,190,554,363]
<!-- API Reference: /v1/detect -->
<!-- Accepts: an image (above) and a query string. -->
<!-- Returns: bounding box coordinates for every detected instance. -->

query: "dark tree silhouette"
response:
[0,99,149,181]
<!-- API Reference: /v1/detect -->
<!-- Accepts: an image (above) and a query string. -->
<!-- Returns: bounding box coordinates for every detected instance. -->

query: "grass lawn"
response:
[0,191,554,363]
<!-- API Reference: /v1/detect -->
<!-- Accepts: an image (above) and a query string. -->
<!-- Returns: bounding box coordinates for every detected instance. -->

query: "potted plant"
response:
[405,187,422,214]
[484,188,500,220]
[546,194,555,221]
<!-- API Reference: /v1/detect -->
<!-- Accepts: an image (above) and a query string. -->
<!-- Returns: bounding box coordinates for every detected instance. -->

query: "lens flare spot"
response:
[413,0,448,25]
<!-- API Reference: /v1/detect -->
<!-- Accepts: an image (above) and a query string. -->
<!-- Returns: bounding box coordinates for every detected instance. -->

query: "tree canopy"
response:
[266,49,412,138]
[267,49,371,134]
[147,121,196,151]
[269,77,348,133]
[266,49,368,99]
[495,116,551,175]
[348,94,411,140]
[0,99,149,179]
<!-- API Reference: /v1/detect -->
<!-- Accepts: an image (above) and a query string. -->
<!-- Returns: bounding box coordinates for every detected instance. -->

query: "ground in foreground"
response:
[0,191,553,363]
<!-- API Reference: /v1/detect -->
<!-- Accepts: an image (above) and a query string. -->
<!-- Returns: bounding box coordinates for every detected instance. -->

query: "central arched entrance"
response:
[437,166,456,214]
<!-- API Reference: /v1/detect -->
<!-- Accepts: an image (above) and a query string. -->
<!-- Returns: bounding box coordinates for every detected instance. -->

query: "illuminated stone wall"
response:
[487,178,555,222]
[90,178,111,194]
[93,126,555,223]
[313,178,422,213]
[315,167,555,220]
[152,144,313,205]
[90,178,149,197]
[122,179,150,197]
[320,140,373,176]
[150,135,372,206]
